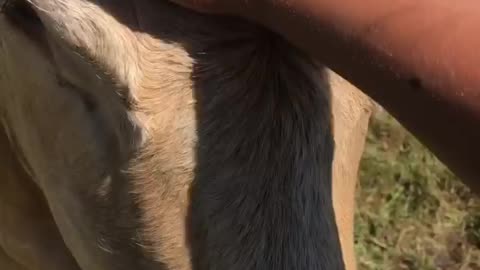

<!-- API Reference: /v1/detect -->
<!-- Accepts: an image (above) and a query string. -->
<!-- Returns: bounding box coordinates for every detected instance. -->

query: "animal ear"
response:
[28,0,140,89]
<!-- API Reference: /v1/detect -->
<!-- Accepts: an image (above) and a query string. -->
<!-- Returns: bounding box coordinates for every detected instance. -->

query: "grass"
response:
[355,108,480,270]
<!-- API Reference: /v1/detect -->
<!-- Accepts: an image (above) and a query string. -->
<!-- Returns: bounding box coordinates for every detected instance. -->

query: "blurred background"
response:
[355,108,480,270]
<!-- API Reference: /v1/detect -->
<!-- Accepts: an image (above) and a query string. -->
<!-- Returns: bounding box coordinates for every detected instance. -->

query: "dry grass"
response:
[355,109,480,270]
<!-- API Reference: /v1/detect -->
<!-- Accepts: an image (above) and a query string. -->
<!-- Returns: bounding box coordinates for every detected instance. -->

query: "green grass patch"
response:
[355,110,480,270]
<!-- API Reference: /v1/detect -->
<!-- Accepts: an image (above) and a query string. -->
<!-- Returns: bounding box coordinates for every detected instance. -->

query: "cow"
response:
[0,0,373,269]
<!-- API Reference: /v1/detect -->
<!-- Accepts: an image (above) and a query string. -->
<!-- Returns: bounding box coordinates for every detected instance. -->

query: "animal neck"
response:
[187,33,345,270]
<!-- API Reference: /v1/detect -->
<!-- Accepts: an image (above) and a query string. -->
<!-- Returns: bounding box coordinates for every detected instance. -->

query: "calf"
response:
[0,0,373,269]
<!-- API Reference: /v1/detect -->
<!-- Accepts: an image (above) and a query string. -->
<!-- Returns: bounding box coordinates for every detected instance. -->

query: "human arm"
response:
[171,0,480,192]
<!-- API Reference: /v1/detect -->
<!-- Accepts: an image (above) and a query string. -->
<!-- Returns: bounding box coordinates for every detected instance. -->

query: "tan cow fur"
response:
[0,0,373,269]
[330,72,372,270]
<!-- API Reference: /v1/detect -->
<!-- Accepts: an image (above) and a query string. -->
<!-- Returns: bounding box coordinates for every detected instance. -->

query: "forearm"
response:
[248,0,480,190]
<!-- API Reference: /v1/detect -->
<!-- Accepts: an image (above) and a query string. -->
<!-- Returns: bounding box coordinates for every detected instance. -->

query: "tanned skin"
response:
[170,0,480,192]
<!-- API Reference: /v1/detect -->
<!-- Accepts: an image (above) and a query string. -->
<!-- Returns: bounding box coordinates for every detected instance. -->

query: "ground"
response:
[355,109,480,270]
